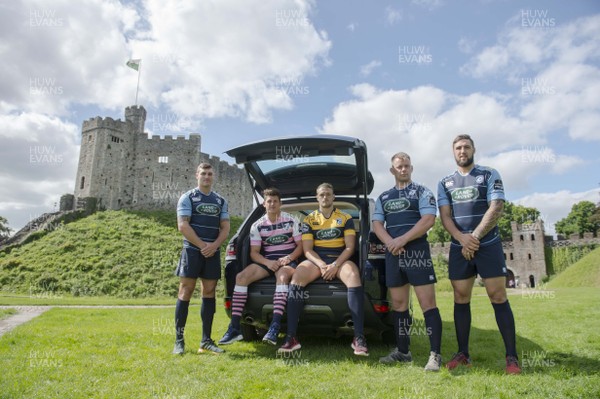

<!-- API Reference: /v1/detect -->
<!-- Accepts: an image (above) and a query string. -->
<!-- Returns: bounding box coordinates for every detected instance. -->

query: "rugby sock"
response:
[271,284,289,325]
[423,307,442,354]
[285,284,305,337]
[492,300,517,358]
[174,299,189,341]
[454,302,471,358]
[230,285,248,330]
[347,286,365,337]
[201,297,216,343]
[395,310,412,354]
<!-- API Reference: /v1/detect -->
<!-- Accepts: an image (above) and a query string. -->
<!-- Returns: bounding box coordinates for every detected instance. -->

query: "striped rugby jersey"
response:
[372,182,437,243]
[437,164,505,246]
[301,208,355,258]
[249,212,302,260]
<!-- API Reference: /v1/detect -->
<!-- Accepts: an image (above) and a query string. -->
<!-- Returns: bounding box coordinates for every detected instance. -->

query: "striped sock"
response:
[231,285,248,330]
[272,284,289,325]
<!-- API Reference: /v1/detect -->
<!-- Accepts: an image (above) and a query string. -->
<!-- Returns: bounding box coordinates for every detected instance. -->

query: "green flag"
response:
[126,59,141,71]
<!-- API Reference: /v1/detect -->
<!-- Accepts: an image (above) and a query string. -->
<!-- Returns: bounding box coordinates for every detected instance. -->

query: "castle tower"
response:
[504,220,547,287]
[125,105,147,134]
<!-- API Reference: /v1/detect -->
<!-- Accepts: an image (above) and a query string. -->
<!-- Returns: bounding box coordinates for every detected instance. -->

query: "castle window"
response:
[510,253,514,260]
[520,234,524,241]
[531,234,535,241]
[80,176,85,189]
[528,253,532,260]
[88,135,92,142]
[110,135,122,143]
[158,156,169,164]
[503,253,506,260]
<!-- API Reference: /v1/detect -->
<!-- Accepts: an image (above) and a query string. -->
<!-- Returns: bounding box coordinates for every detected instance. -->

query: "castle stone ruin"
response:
[63,105,253,217]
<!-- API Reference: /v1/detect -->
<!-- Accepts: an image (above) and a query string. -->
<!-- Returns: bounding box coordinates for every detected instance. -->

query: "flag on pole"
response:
[126,59,141,71]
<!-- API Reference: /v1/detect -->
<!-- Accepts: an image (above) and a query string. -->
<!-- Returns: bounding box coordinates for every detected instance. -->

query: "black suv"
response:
[223,135,391,341]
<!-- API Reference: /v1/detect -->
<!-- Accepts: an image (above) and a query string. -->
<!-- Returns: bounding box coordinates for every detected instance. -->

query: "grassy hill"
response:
[0,210,242,298]
[547,246,600,288]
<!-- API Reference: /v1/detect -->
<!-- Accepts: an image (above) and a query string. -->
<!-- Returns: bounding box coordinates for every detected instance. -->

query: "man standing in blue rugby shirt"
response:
[438,134,520,374]
[173,163,230,355]
[372,152,443,371]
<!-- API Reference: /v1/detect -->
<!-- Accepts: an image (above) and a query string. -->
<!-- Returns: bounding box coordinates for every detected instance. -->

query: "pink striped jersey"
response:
[249,211,302,260]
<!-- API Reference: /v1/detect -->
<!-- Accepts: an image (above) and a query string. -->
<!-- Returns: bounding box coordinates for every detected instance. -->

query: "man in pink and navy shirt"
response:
[219,187,303,346]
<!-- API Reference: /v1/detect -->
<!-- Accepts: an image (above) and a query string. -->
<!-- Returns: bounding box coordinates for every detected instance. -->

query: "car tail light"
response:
[224,299,232,310]
[373,303,390,313]
[225,243,236,260]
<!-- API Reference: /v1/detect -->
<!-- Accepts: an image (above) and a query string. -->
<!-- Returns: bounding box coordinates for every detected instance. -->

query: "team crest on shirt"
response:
[444,180,454,188]
[336,218,343,226]
[408,189,417,198]
[301,223,310,233]
[475,175,484,184]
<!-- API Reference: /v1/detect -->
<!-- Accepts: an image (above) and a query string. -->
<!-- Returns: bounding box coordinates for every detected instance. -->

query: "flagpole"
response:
[135,60,142,105]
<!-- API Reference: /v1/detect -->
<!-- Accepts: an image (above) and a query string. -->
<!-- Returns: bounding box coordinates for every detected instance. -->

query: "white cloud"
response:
[515,189,599,236]
[458,37,477,54]
[360,60,382,76]
[0,0,331,123]
[385,7,403,25]
[347,23,356,32]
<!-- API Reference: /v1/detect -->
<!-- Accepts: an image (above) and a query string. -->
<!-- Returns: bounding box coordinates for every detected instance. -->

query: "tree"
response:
[555,201,598,237]
[498,202,541,240]
[428,217,451,244]
[0,216,11,241]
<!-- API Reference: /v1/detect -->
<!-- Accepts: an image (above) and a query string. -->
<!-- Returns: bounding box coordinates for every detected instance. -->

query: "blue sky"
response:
[1,0,599,235]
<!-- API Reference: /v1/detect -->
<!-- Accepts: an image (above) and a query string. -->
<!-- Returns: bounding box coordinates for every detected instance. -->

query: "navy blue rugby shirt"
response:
[372,182,437,244]
[437,164,505,247]
[177,188,229,249]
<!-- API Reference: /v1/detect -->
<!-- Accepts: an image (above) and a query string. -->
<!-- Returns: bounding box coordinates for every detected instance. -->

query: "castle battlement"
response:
[82,116,131,133]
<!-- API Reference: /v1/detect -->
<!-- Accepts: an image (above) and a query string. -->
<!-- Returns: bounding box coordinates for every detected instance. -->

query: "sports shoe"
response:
[278,336,301,353]
[218,325,243,345]
[505,355,521,374]
[172,339,185,355]
[351,335,369,356]
[379,348,412,364]
[446,352,472,370]
[198,339,224,354]
[424,351,442,372]
[262,322,280,345]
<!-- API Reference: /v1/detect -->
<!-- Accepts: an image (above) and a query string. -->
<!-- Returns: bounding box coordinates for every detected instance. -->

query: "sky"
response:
[1,0,599,237]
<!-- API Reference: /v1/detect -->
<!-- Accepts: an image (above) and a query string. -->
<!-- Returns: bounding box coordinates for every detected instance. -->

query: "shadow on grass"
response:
[224,321,600,375]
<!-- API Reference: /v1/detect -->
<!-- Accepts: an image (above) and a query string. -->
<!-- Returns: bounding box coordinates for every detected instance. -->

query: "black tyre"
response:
[240,323,259,341]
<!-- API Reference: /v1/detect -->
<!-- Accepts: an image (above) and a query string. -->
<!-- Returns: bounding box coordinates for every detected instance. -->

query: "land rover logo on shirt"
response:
[196,204,220,216]
[266,234,288,245]
[383,198,410,213]
[450,187,479,202]
[316,228,342,240]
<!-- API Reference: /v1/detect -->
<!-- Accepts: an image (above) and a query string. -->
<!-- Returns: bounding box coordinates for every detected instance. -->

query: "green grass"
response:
[0,210,243,299]
[1,287,598,398]
[547,247,600,288]
[0,308,17,320]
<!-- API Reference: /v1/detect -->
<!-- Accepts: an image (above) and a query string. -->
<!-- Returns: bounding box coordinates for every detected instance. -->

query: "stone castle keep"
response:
[64,105,252,217]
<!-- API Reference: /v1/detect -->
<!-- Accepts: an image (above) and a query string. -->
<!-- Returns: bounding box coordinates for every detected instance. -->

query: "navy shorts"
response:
[385,240,436,287]
[175,246,221,280]
[257,260,298,276]
[448,239,507,280]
